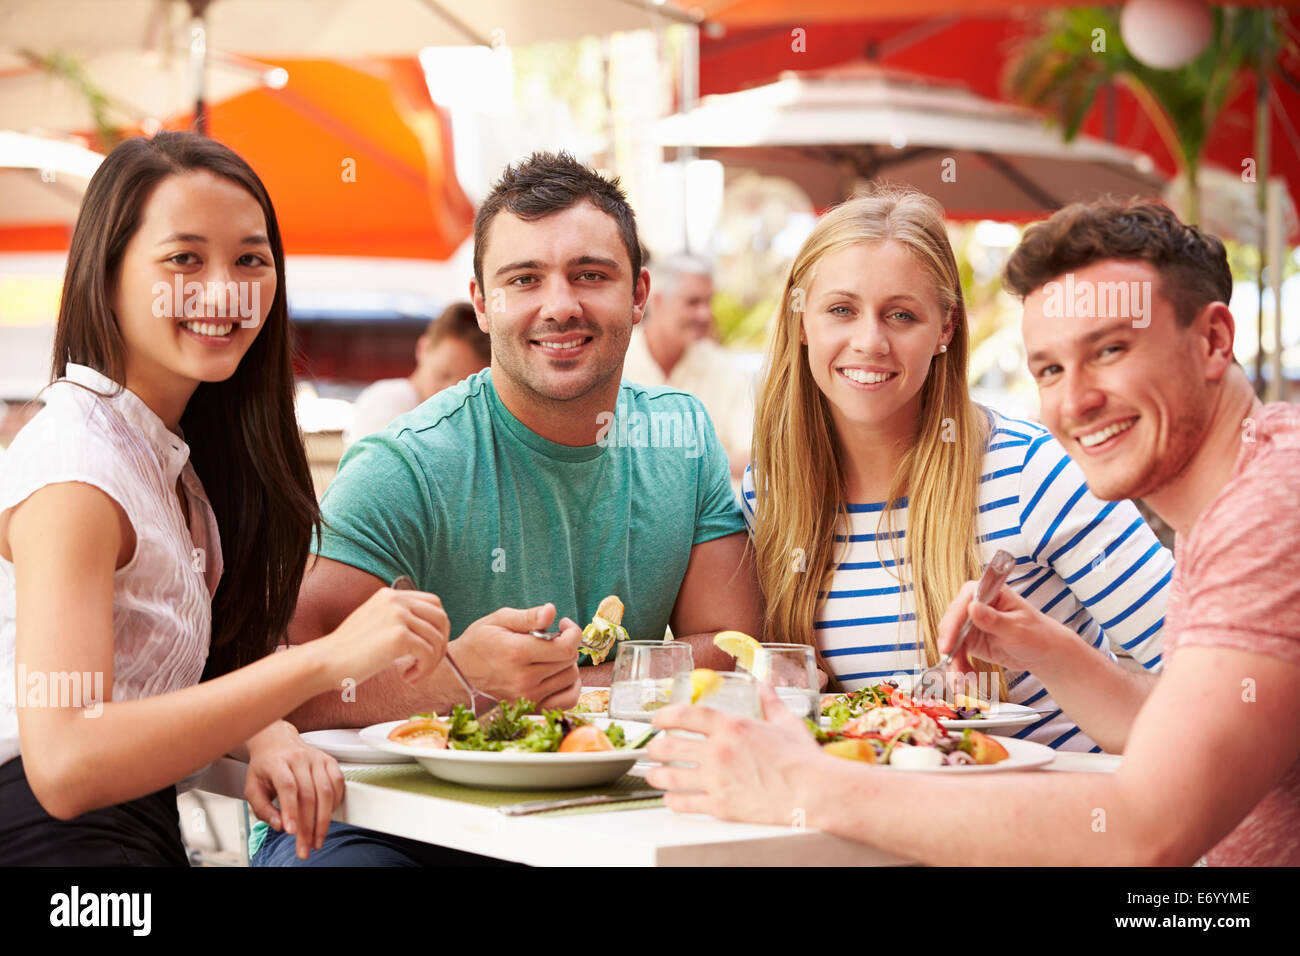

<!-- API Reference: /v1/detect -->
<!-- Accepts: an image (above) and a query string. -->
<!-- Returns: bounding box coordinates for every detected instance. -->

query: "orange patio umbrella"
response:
[1,57,474,260]
[172,57,474,260]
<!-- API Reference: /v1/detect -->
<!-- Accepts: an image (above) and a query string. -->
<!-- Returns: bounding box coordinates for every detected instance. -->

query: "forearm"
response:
[579,661,613,686]
[22,648,332,819]
[230,719,301,762]
[800,759,1178,866]
[285,658,466,731]
[1028,640,1156,753]
[677,631,736,671]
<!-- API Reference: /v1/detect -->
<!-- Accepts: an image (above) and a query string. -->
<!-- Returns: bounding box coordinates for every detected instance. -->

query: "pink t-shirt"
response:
[1164,401,1300,866]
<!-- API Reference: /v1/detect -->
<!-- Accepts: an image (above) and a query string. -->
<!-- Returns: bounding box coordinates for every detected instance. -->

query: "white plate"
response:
[819,701,1044,732]
[358,718,652,790]
[941,702,1044,730]
[300,728,414,764]
[881,735,1055,773]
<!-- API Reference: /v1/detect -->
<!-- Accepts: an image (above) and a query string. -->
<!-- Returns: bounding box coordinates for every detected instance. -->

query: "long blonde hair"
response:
[751,185,1003,695]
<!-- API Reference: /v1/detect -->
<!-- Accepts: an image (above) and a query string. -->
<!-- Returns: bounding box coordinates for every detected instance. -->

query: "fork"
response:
[912,550,1016,704]
[527,625,614,659]
[390,575,500,719]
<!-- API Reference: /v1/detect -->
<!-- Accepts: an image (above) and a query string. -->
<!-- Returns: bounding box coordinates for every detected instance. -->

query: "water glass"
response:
[746,643,819,720]
[668,669,762,719]
[608,641,693,721]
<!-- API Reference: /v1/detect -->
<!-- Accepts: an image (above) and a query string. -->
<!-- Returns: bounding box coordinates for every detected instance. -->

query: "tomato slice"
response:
[387,717,450,747]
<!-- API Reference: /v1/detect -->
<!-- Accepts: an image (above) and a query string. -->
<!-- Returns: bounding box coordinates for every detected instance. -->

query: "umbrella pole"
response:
[1254,41,1270,398]
[678,24,699,252]
[189,0,212,137]
[1267,177,1285,403]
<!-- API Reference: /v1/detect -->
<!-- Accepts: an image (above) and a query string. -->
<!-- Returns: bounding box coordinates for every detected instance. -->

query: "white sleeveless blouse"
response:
[0,364,221,765]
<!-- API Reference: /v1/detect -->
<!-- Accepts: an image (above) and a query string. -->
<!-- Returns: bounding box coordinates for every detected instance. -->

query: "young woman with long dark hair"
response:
[0,131,447,865]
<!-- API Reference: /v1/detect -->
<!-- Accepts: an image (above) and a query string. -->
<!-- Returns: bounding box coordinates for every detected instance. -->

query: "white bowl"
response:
[358,718,652,790]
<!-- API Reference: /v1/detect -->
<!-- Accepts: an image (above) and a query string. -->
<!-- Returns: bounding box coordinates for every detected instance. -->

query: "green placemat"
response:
[342,765,664,816]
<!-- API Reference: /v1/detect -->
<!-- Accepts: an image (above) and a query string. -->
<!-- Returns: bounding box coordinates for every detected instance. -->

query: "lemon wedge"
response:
[713,630,762,672]
[689,668,723,704]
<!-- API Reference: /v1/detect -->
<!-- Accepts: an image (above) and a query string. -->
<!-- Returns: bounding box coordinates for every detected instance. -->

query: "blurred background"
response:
[2,0,1299,496]
[2,0,1299,866]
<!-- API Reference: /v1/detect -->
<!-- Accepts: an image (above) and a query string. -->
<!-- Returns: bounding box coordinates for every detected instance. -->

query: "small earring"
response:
[939,344,948,353]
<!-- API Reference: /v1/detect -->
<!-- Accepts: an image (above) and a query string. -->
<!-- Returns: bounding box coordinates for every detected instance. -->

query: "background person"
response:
[343,301,491,447]
[622,253,754,481]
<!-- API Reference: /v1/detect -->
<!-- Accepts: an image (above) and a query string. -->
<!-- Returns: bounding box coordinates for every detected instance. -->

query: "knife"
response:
[498,790,664,816]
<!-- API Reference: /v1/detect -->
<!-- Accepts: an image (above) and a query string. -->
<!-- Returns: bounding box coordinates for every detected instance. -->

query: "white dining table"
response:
[193,750,1120,867]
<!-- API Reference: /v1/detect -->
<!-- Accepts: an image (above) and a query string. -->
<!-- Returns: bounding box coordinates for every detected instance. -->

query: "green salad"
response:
[433,699,629,752]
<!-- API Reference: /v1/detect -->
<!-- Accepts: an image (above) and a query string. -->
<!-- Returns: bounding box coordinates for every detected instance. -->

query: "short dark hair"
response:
[472,151,641,291]
[425,301,490,364]
[1003,198,1233,327]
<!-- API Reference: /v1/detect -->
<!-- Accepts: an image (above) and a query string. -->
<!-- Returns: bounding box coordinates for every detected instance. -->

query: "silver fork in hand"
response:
[912,550,1016,704]
[527,625,609,658]
[391,575,499,719]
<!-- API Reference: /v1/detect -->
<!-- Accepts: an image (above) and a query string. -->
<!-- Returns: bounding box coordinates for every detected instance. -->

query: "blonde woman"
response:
[740,186,1169,752]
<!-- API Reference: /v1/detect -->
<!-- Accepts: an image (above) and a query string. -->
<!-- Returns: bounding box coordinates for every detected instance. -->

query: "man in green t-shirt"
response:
[254,152,761,866]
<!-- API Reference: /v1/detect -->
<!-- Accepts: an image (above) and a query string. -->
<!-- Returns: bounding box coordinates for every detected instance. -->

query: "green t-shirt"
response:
[250,369,745,858]
[314,367,745,645]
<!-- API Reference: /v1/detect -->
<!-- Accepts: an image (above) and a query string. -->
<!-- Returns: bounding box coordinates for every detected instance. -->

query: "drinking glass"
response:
[608,641,693,721]
[743,643,820,721]
[668,669,762,719]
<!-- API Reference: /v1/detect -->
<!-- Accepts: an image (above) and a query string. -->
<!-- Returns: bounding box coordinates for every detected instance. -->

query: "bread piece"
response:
[595,595,624,625]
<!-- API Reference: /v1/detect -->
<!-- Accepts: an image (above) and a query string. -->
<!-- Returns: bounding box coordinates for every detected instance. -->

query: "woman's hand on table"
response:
[244,720,345,860]
[644,684,824,827]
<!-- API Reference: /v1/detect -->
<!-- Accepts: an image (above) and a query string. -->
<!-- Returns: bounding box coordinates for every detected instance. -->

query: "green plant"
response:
[24,50,127,151]
[1004,5,1285,225]
[712,289,777,349]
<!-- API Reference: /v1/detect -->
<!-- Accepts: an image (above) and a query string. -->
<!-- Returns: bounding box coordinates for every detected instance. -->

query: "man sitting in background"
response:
[621,253,754,481]
[343,301,490,447]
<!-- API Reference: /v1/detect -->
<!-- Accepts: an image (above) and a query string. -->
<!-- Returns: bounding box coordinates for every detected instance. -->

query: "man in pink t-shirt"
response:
[642,198,1300,866]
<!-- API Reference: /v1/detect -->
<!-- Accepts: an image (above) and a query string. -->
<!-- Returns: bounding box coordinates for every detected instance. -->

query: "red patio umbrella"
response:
[690,7,1300,240]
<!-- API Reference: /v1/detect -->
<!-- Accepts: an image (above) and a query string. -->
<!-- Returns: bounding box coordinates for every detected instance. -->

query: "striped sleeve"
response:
[739,463,758,537]
[1016,436,1171,669]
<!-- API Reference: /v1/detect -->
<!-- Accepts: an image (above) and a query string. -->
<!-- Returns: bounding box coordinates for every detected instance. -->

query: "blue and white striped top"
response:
[741,405,1171,753]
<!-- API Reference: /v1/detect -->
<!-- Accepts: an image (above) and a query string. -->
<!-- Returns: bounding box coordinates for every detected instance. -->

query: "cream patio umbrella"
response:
[653,62,1167,219]
[0,0,701,134]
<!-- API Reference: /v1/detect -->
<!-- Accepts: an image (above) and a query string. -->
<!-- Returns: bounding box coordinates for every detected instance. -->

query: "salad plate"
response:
[300,728,414,764]
[876,735,1055,773]
[359,717,653,790]
[939,701,1042,730]
[817,703,1042,733]
[821,682,1045,733]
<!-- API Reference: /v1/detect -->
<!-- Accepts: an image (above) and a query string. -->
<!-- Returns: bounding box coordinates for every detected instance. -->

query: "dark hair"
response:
[424,301,490,364]
[472,150,641,291]
[52,131,319,680]
[1003,197,1233,327]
